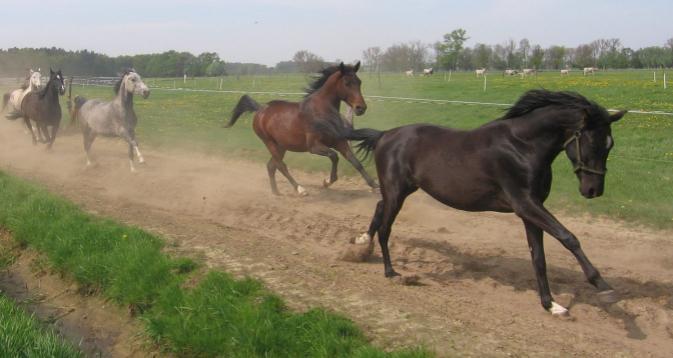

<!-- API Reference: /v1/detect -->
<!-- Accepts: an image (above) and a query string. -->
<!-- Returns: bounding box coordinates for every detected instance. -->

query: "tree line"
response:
[362,30,673,72]
[2,32,672,78]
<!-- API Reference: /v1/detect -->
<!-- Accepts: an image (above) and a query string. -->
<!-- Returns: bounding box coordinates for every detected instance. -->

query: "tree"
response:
[472,43,492,69]
[545,46,566,69]
[435,28,469,70]
[573,44,595,68]
[381,42,428,72]
[519,38,531,67]
[529,45,544,69]
[362,47,382,72]
[292,50,325,73]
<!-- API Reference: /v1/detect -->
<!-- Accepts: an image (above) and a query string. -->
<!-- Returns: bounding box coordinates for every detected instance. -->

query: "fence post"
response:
[448,70,452,82]
[654,71,656,83]
[665,72,668,89]
[219,78,223,90]
[483,74,487,92]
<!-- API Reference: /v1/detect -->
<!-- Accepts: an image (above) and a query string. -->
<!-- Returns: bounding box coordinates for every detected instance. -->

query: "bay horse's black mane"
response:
[304,64,357,97]
[501,89,608,125]
[113,68,135,94]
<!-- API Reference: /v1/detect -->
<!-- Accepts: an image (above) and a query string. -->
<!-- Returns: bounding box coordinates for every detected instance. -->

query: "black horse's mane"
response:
[113,68,135,94]
[38,72,59,99]
[304,64,356,97]
[501,89,607,123]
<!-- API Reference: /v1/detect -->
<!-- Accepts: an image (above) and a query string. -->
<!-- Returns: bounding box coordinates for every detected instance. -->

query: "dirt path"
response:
[1,119,672,357]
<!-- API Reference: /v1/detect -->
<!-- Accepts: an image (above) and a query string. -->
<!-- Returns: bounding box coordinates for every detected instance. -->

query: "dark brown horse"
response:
[224,62,378,196]
[6,69,65,149]
[347,90,626,316]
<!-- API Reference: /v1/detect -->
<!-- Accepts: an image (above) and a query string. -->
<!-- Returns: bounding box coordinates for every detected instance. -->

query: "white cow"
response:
[422,68,434,76]
[521,68,536,78]
[583,67,597,76]
[560,69,570,76]
[405,69,414,77]
[475,68,487,77]
[504,69,518,76]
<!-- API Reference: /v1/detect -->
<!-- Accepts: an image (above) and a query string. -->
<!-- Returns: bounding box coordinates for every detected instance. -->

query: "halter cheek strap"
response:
[563,130,607,176]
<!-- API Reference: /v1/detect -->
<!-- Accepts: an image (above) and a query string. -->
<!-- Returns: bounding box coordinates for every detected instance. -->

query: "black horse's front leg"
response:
[335,141,378,189]
[513,197,617,314]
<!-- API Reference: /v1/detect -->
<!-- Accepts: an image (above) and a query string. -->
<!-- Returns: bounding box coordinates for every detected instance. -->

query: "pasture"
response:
[58,69,673,228]
[1,68,673,356]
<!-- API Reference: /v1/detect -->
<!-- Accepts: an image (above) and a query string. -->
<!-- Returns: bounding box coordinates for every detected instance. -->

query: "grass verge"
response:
[0,170,431,357]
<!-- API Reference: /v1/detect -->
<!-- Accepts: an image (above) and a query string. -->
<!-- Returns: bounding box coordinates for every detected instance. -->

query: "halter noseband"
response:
[563,130,606,176]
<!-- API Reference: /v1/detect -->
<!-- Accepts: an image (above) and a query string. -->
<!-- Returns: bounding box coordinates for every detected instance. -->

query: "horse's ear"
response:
[339,62,345,74]
[29,69,34,74]
[49,68,54,75]
[609,110,627,123]
[354,61,361,72]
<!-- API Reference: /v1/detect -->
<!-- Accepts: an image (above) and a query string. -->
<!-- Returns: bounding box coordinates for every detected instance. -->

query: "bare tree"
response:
[292,50,325,73]
[362,47,382,72]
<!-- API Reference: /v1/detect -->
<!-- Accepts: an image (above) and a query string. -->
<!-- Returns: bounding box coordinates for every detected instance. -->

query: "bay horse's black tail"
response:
[346,128,385,161]
[2,93,9,111]
[224,94,260,128]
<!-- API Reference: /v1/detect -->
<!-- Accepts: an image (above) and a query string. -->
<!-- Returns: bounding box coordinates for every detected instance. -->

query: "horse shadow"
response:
[389,237,673,340]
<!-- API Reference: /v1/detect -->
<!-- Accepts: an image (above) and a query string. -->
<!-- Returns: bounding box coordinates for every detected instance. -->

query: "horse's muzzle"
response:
[354,105,367,116]
[141,90,150,99]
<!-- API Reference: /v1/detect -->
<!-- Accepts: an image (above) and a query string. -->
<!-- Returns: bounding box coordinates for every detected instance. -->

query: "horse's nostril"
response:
[588,188,596,197]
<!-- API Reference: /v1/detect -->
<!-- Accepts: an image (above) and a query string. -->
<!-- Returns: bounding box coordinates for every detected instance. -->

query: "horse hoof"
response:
[385,270,401,278]
[598,289,619,304]
[296,186,308,196]
[353,233,371,245]
[548,301,570,317]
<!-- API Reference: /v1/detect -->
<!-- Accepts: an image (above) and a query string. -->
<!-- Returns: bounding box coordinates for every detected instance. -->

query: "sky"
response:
[1,0,671,66]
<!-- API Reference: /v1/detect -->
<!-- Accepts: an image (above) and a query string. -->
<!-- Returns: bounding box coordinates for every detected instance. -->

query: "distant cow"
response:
[475,68,487,77]
[422,68,434,76]
[503,69,518,76]
[560,69,570,76]
[521,68,537,77]
[405,69,414,77]
[583,67,597,76]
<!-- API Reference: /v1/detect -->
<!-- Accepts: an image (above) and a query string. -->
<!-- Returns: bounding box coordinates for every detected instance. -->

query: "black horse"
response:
[6,69,65,149]
[347,89,626,316]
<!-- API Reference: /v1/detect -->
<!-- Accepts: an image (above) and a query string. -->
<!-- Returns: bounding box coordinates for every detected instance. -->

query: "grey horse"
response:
[70,69,150,171]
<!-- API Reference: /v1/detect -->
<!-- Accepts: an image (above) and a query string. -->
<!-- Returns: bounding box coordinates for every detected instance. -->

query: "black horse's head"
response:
[49,68,66,95]
[564,109,626,198]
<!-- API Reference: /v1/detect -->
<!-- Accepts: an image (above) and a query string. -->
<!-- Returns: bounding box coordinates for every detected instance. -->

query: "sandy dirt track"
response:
[1,119,672,357]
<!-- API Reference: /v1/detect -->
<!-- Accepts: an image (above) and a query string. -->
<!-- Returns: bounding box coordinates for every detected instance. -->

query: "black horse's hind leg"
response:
[523,219,554,312]
[335,142,378,189]
[46,124,58,150]
[309,144,339,188]
[513,198,616,304]
[377,179,416,277]
[23,117,37,145]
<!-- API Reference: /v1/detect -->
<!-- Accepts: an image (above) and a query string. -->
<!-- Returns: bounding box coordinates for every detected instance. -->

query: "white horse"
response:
[583,67,597,76]
[70,69,150,172]
[2,69,45,140]
[560,69,570,76]
[503,69,518,76]
[2,69,42,113]
[422,68,434,76]
[475,68,487,77]
[521,68,536,78]
[405,69,414,77]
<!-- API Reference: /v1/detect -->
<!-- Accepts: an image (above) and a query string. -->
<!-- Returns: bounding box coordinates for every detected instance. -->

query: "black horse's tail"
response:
[224,94,261,128]
[346,128,385,161]
[2,93,9,111]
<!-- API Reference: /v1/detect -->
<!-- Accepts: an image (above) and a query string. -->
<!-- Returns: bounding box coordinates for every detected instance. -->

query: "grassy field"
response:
[44,69,672,229]
[0,239,82,357]
[0,170,430,357]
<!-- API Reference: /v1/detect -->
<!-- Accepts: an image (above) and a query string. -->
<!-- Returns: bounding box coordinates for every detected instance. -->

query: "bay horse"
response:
[70,69,150,172]
[224,62,378,196]
[347,90,626,316]
[6,69,65,149]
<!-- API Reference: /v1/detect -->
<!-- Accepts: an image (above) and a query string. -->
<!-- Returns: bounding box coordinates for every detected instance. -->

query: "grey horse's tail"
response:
[345,128,385,161]
[2,93,9,111]
[69,96,87,126]
[224,94,260,128]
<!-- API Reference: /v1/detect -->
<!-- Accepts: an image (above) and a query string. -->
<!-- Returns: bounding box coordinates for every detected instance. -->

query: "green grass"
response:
[0,171,430,357]
[48,69,673,228]
[0,294,82,358]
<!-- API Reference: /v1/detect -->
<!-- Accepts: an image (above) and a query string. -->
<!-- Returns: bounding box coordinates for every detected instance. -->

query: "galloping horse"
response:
[347,90,626,316]
[6,69,65,149]
[70,69,150,172]
[2,69,41,113]
[225,62,378,196]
